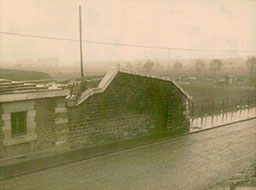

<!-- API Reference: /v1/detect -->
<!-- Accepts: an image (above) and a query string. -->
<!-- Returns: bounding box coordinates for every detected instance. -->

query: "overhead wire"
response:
[1,31,256,53]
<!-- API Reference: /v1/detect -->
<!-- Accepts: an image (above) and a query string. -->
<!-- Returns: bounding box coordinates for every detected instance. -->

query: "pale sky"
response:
[0,0,256,63]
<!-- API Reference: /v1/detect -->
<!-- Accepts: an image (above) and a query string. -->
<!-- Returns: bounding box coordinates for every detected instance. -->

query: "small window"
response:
[11,112,27,136]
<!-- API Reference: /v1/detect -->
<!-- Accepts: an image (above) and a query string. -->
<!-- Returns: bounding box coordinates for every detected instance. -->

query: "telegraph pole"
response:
[79,5,84,77]
[168,48,171,63]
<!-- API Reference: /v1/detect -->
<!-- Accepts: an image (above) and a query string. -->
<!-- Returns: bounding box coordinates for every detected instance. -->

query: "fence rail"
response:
[189,96,256,119]
[188,96,256,131]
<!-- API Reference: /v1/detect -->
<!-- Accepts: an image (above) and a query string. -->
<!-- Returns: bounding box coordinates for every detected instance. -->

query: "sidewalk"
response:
[207,159,256,189]
[0,127,187,180]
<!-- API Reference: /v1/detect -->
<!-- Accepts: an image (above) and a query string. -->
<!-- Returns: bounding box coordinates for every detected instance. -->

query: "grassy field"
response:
[0,69,53,81]
[181,85,255,103]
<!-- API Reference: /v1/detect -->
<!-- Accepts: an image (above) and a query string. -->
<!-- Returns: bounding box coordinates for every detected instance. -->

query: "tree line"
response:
[125,56,256,76]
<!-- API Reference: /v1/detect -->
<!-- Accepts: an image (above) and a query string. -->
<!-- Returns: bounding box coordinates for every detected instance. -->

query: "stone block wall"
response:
[0,72,189,158]
[166,86,190,131]
[67,72,187,149]
[34,97,68,152]
[34,98,57,151]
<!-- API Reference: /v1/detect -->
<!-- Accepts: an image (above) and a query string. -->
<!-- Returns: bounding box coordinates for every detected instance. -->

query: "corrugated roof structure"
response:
[0,79,51,95]
[0,79,69,102]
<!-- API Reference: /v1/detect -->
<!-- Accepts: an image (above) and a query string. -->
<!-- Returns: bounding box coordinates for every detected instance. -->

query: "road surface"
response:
[0,119,256,190]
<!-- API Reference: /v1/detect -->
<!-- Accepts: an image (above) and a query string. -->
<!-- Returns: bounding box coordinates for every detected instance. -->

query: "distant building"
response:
[0,69,191,158]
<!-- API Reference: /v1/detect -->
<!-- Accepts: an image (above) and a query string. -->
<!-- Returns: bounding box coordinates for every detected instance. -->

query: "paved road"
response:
[1,119,256,190]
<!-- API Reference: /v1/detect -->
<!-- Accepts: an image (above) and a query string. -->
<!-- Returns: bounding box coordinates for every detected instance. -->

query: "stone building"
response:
[0,69,191,159]
[0,79,69,158]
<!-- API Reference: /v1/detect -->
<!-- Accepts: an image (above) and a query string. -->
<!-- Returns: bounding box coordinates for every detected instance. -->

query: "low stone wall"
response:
[67,72,188,150]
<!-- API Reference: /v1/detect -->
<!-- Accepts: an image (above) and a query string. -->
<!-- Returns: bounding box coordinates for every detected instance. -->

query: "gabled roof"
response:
[67,68,192,106]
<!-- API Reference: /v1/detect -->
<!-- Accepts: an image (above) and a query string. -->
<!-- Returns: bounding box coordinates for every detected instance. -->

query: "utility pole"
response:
[79,5,84,77]
[168,49,171,64]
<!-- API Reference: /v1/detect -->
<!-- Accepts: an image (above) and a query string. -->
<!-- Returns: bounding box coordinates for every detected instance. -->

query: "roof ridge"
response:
[72,68,118,106]
[68,68,192,106]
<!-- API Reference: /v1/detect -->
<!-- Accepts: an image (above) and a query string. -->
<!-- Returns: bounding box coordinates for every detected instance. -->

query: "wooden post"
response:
[201,102,204,125]
[247,97,250,116]
[211,100,214,124]
[222,99,225,122]
[231,99,234,120]
[191,102,194,122]
[255,96,256,114]
[239,98,242,118]
[225,99,228,120]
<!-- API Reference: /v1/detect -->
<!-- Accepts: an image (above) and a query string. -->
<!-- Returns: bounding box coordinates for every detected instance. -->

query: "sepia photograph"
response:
[0,0,256,189]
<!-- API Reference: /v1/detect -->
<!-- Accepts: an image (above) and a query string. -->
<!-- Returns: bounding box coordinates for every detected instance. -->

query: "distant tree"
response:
[125,63,133,70]
[194,60,205,74]
[249,77,256,89]
[209,59,223,75]
[246,56,256,76]
[173,61,183,72]
[155,63,164,70]
[143,60,154,72]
